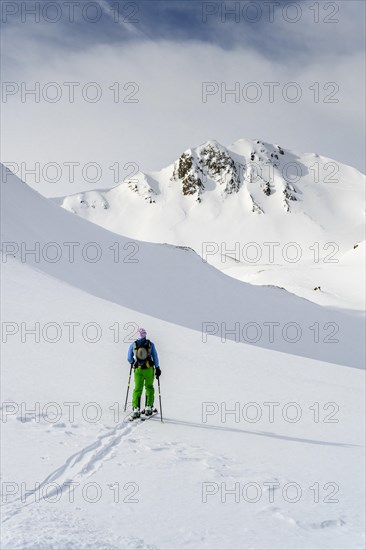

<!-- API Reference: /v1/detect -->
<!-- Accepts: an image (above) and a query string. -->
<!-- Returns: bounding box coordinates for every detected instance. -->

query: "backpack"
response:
[134,339,154,368]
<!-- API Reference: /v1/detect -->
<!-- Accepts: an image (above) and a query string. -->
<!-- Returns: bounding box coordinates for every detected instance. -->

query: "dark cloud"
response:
[2,0,364,63]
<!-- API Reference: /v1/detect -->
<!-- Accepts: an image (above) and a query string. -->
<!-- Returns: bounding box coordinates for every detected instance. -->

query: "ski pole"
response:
[157,376,163,422]
[124,364,133,412]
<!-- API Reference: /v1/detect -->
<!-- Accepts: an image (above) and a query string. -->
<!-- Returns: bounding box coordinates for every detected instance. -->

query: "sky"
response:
[1,0,365,196]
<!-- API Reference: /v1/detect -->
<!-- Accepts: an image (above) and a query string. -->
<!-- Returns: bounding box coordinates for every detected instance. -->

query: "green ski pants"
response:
[132,367,155,409]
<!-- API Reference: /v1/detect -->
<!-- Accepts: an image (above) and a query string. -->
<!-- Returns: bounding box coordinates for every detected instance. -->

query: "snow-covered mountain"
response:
[1,164,365,549]
[1,163,364,368]
[56,138,366,310]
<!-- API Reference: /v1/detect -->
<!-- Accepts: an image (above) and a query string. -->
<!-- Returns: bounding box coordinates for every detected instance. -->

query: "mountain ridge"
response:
[52,138,365,311]
[57,137,365,229]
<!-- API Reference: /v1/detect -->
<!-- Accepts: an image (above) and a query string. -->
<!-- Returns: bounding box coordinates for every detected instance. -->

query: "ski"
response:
[140,409,158,422]
[127,408,158,422]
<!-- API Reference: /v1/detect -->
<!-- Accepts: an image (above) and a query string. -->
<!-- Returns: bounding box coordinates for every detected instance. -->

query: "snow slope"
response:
[210,241,366,311]
[2,248,365,550]
[55,138,366,310]
[1,164,365,549]
[1,164,364,369]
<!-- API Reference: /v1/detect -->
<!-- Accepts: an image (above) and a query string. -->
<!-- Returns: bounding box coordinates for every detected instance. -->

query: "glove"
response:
[155,367,161,379]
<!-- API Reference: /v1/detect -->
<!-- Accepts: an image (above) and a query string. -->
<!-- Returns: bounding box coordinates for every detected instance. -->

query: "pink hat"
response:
[137,327,147,338]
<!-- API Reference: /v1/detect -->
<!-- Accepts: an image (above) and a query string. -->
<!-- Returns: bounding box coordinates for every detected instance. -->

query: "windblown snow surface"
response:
[1,163,365,549]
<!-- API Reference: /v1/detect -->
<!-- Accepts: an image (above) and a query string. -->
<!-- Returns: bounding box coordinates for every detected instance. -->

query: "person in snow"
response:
[127,328,161,418]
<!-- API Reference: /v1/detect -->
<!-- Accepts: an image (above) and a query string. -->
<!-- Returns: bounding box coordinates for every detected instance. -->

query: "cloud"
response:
[1,1,364,196]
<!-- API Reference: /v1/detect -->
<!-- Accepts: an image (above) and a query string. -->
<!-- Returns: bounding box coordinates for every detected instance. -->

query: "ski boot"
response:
[130,408,140,420]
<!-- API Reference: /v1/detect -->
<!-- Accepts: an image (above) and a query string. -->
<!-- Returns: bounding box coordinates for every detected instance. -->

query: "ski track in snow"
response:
[1,413,140,523]
[2,410,361,548]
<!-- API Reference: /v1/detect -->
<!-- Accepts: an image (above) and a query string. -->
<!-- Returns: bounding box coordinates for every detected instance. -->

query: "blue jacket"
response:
[128,337,159,367]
